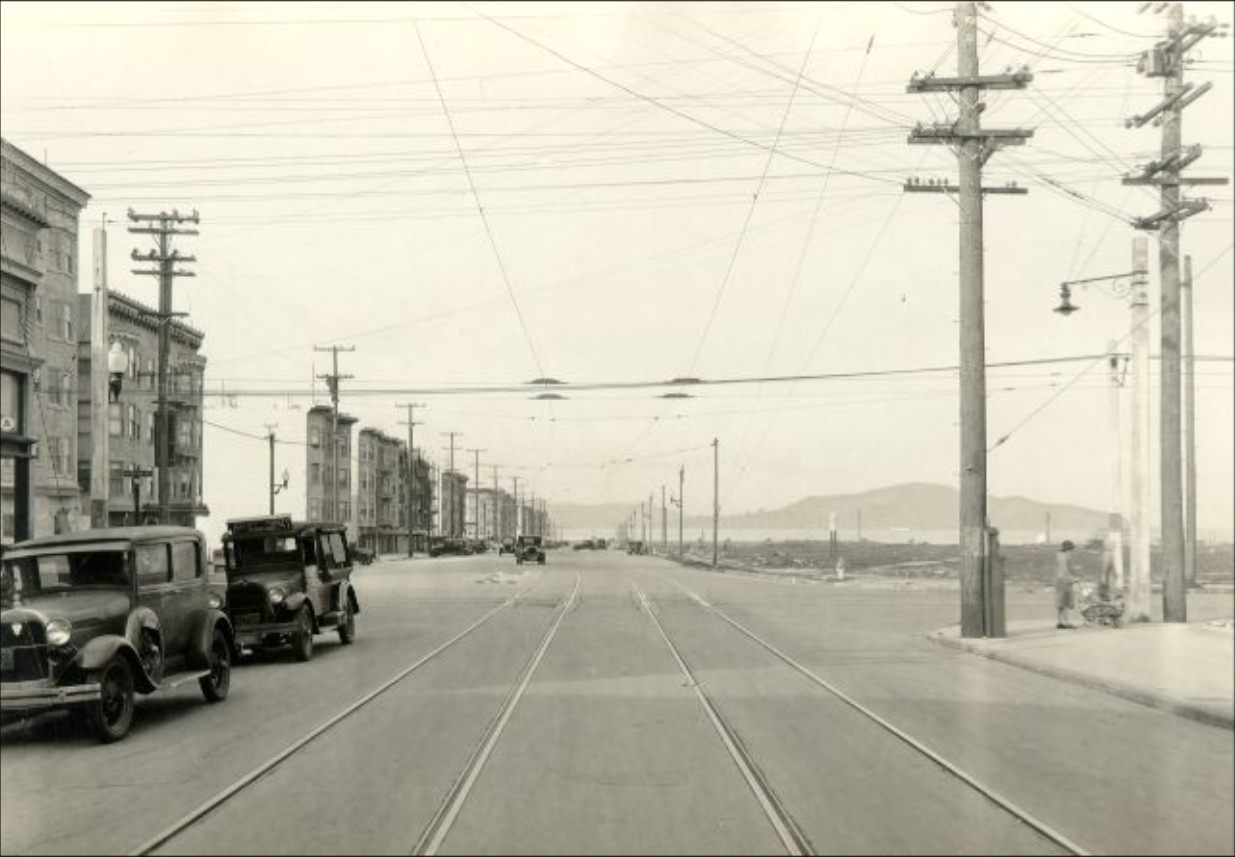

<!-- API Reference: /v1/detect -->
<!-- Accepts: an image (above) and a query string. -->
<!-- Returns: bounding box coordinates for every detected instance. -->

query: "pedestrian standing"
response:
[1055,540,1078,629]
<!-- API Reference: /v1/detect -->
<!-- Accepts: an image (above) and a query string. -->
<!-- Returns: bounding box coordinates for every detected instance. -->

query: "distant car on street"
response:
[627,540,646,555]
[515,535,546,565]
[221,515,359,662]
[498,537,516,556]
[348,544,376,566]
[1,527,235,742]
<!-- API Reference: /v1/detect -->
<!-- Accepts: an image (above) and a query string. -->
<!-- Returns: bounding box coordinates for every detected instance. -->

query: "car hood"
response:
[227,570,303,591]
[3,590,131,633]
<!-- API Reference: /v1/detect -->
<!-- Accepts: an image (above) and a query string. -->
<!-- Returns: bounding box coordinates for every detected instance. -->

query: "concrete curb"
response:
[928,629,1235,731]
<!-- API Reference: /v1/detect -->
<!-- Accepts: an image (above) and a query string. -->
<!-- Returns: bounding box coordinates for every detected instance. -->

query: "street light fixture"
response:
[1053,269,1146,317]
[107,341,129,402]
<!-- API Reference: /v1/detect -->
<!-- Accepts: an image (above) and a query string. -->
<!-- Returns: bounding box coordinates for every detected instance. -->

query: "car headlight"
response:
[268,586,287,605]
[207,592,223,609]
[46,618,73,647]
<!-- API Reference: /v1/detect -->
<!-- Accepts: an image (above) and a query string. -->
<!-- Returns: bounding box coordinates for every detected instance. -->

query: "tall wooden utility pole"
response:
[1105,342,1126,593]
[441,431,462,537]
[90,221,110,529]
[678,465,684,557]
[906,2,1032,638]
[711,438,719,569]
[467,448,486,540]
[1182,255,1196,586]
[314,345,354,522]
[398,403,425,556]
[1128,239,1153,623]
[661,485,667,552]
[1126,3,1224,621]
[128,208,199,525]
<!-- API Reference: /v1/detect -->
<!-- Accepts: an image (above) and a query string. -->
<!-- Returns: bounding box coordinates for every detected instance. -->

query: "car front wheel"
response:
[200,629,231,702]
[292,606,314,662]
[86,655,135,743]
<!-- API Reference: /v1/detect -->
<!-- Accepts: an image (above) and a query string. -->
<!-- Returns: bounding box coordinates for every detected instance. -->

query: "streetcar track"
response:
[631,583,813,857]
[412,571,581,856]
[657,573,1091,857]
[129,581,543,856]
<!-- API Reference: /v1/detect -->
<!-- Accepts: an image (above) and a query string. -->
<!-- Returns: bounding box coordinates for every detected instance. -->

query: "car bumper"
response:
[233,620,300,648]
[1,681,101,710]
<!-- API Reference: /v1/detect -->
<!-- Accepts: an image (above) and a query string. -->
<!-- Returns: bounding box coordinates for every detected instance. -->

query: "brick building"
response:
[306,404,356,525]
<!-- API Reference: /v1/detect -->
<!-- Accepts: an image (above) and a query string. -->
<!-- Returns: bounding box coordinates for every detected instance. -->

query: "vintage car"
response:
[0,527,235,743]
[221,515,359,661]
[348,544,376,566]
[514,535,546,565]
[497,537,516,556]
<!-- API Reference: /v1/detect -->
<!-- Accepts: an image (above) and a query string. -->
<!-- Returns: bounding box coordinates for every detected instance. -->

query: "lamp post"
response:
[107,341,128,403]
[1053,257,1148,606]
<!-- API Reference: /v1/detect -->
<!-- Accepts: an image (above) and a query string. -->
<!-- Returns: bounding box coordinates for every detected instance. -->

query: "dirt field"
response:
[682,539,1235,586]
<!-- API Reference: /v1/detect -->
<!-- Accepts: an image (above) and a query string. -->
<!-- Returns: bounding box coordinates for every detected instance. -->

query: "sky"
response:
[2,0,1232,548]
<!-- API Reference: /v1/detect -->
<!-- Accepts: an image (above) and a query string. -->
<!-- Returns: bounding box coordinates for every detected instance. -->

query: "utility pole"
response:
[490,465,502,537]
[678,465,684,556]
[1105,343,1126,593]
[511,476,520,537]
[1127,3,1225,622]
[128,208,199,525]
[90,219,110,529]
[1128,239,1153,623]
[314,345,354,523]
[661,485,667,552]
[906,2,1032,639]
[264,424,287,516]
[467,448,486,540]
[441,431,462,536]
[398,403,426,557]
[712,438,719,569]
[1182,255,1197,587]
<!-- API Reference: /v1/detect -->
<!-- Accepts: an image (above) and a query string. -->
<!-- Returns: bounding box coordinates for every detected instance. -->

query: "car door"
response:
[134,542,175,665]
[165,538,206,658]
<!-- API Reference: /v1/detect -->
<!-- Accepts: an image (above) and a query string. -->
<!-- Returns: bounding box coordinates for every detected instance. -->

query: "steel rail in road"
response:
[129,583,541,857]
[632,583,813,857]
[658,574,1092,857]
[412,572,581,856]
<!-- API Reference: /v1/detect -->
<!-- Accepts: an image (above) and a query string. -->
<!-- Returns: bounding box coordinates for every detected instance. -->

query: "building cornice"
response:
[1,138,91,209]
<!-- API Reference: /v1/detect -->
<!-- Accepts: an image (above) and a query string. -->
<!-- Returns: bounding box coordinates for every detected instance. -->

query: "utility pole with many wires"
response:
[128,208,199,525]
[314,345,354,523]
[905,1,1033,639]
[398,403,426,557]
[1126,2,1226,622]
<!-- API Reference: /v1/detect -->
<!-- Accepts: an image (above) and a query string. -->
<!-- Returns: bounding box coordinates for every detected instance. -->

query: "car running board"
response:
[154,670,211,692]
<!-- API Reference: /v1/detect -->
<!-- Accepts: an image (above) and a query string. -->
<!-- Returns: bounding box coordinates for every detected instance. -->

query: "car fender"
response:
[346,583,360,615]
[185,609,236,669]
[283,591,307,613]
[78,636,157,694]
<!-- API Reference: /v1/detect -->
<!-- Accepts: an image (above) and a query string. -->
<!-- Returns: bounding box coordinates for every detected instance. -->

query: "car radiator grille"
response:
[1,620,50,682]
[227,583,269,617]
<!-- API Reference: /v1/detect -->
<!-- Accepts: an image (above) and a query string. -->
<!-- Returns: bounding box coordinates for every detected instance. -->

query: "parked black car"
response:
[1,527,235,742]
[221,516,359,662]
[515,535,546,565]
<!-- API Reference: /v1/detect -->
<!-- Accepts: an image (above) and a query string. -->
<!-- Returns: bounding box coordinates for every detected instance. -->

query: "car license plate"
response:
[0,649,13,671]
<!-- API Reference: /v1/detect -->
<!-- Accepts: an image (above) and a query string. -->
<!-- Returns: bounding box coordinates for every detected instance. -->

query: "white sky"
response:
[2,1,1232,547]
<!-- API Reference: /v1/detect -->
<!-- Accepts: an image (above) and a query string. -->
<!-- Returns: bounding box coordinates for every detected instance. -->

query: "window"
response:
[0,297,21,344]
[126,405,138,440]
[171,541,199,582]
[128,347,139,381]
[61,304,73,342]
[338,468,349,489]
[109,462,125,497]
[328,532,347,565]
[146,412,155,444]
[310,463,320,486]
[59,372,72,408]
[47,438,61,475]
[34,296,43,326]
[177,418,191,450]
[135,543,170,587]
[109,402,123,437]
[309,427,320,447]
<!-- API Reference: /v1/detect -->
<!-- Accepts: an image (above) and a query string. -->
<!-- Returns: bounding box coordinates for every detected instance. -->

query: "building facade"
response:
[439,469,468,538]
[306,405,356,524]
[409,449,432,551]
[76,290,208,528]
[357,427,406,555]
[1,138,90,544]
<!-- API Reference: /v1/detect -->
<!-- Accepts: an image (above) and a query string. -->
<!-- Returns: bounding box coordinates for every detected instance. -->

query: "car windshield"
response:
[3,548,130,600]
[230,535,301,571]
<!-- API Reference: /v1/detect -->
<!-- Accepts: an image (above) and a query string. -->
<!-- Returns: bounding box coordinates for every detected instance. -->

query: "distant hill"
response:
[550,483,1109,535]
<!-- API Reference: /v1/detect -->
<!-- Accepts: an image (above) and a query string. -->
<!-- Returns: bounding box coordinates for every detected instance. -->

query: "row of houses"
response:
[1,138,207,545]
[303,406,549,554]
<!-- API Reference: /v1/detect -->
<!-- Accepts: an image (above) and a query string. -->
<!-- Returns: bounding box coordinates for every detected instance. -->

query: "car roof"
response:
[8,526,202,550]
[224,519,345,538]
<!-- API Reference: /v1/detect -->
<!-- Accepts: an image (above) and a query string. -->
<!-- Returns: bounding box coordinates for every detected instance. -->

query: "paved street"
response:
[2,549,1232,856]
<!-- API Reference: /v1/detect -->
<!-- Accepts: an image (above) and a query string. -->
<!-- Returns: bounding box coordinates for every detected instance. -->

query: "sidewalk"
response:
[930,618,1235,730]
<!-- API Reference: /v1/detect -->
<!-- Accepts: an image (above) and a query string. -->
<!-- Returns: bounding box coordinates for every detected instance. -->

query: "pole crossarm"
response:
[908,124,1034,145]
[906,68,1033,92]
[904,179,1027,195]
[1133,198,1211,230]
